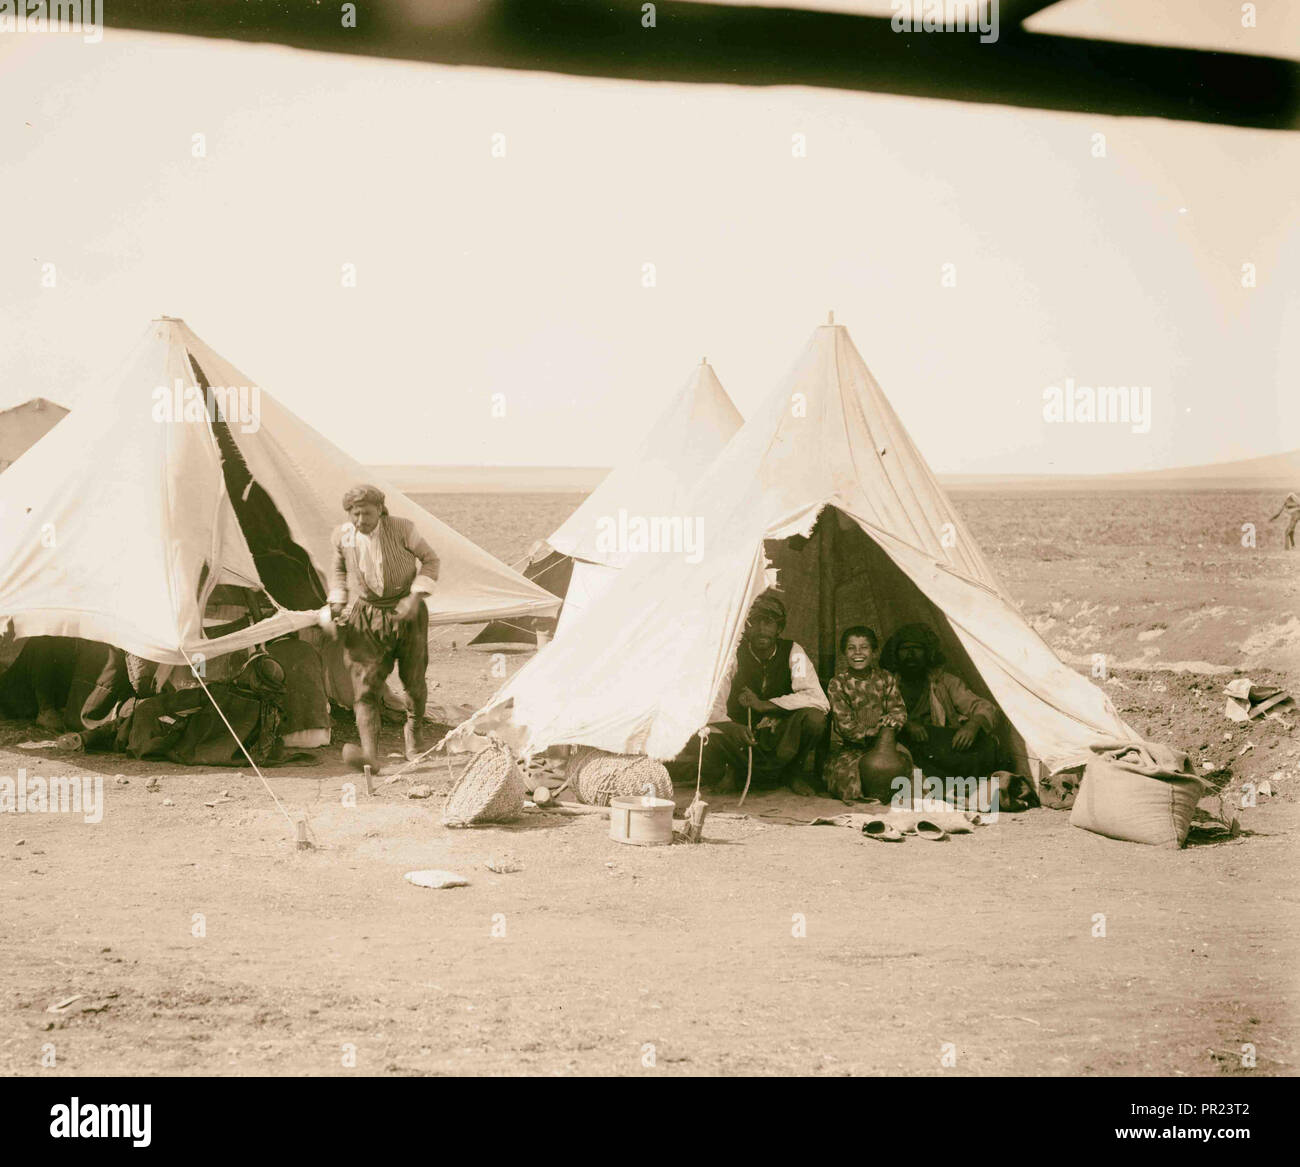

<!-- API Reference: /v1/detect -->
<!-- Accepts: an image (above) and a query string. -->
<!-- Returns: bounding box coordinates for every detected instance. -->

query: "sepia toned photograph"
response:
[1,0,1296,1137]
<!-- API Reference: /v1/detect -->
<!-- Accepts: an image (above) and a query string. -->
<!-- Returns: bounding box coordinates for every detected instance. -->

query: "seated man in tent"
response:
[880,622,1000,779]
[327,484,439,771]
[264,634,331,748]
[80,653,299,766]
[695,590,828,796]
[0,636,145,732]
[0,635,77,730]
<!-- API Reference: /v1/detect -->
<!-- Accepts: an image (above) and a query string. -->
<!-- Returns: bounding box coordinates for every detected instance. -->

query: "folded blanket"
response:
[1086,739,1208,786]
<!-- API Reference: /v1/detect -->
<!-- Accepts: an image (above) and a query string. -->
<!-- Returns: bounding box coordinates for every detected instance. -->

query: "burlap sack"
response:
[1070,740,1208,848]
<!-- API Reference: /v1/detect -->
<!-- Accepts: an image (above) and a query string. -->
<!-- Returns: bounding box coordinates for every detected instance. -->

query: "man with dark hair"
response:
[695,590,828,796]
[824,624,910,800]
[328,484,439,771]
[880,622,1000,779]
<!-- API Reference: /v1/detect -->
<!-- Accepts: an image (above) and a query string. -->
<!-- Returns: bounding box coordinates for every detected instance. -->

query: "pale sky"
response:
[1,5,1297,474]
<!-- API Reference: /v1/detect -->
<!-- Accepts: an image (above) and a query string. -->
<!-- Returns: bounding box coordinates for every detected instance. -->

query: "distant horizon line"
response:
[370,448,1299,481]
[4,389,1294,477]
[369,456,1298,495]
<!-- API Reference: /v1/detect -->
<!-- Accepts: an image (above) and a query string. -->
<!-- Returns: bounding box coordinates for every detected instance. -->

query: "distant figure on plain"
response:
[1269,492,1300,549]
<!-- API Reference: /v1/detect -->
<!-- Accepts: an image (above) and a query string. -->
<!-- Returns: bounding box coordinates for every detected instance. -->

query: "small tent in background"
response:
[465,316,1137,779]
[0,397,68,473]
[470,358,743,649]
[0,318,560,689]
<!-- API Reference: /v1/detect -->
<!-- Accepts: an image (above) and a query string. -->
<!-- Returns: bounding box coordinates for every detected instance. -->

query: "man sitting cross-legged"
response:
[689,590,829,797]
[880,622,1001,780]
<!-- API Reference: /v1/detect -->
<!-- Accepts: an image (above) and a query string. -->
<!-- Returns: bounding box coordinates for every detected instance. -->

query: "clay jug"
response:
[857,726,912,801]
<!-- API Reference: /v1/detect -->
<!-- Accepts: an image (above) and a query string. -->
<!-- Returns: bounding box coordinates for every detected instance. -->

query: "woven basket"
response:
[442,739,528,827]
[567,746,674,807]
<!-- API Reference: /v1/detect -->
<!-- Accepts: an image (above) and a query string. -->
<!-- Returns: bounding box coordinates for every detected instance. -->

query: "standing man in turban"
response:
[328,485,440,771]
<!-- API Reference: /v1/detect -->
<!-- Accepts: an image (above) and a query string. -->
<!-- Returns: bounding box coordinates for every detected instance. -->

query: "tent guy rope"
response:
[178,645,299,835]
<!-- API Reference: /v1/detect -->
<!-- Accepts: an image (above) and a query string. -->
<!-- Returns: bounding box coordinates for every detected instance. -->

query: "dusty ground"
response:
[2,488,1298,1076]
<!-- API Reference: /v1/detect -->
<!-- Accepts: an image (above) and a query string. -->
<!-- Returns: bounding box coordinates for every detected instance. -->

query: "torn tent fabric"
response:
[0,318,560,667]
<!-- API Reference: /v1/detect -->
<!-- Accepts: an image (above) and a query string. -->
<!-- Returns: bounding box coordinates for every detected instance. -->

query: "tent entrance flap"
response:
[763,505,1026,771]
[189,353,327,613]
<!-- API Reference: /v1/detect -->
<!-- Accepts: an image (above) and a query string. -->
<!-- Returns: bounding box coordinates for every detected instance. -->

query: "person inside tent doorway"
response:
[328,484,439,772]
[824,625,909,801]
[880,623,1000,779]
[696,590,828,797]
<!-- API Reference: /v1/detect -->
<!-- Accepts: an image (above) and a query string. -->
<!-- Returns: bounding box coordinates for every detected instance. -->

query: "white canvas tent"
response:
[0,318,560,667]
[0,397,68,473]
[472,358,742,645]
[466,318,1137,777]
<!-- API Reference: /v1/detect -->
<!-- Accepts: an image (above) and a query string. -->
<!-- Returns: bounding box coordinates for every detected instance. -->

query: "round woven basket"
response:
[442,739,528,827]
[567,746,674,807]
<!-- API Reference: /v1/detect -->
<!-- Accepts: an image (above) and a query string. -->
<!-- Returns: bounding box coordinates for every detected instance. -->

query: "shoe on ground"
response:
[862,818,904,842]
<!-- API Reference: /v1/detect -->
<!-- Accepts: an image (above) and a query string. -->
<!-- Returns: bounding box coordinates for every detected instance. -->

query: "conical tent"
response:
[0,318,560,666]
[547,358,744,568]
[467,320,1137,777]
[470,358,742,646]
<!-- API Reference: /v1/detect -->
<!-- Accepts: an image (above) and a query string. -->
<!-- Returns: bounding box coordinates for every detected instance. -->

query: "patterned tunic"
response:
[824,666,907,800]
